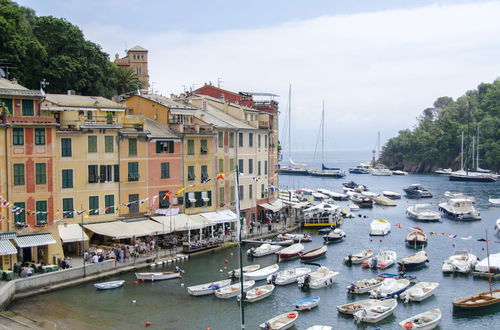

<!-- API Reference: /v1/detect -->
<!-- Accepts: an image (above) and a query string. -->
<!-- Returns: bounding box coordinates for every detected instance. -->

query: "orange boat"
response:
[452,289,500,309]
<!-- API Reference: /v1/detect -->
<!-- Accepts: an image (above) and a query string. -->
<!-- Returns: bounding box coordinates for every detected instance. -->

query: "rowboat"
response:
[94,280,125,290]
[300,246,328,261]
[370,219,391,236]
[237,284,275,302]
[243,264,279,281]
[247,243,281,257]
[353,298,398,324]
[398,308,442,330]
[323,229,346,243]
[373,196,397,206]
[135,271,181,281]
[276,243,304,260]
[267,267,311,285]
[347,277,384,294]
[228,264,261,278]
[362,250,397,269]
[399,281,439,303]
[187,279,232,296]
[337,298,385,315]
[298,266,339,289]
[214,280,255,299]
[343,249,373,265]
[398,250,429,270]
[405,231,428,247]
[259,311,298,330]
[369,278,411,299]
[452,289,500,309]
[293,296,320,310]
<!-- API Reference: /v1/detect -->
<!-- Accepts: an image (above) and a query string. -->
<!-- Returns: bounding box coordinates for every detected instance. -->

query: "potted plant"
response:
[106,112,114,124]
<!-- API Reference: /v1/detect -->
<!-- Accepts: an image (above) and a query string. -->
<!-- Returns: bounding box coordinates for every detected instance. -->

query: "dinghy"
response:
[399,250,429,270]
[406,204,441,221]
[343,249,373,265]
[259,311,298,330]
[399,282,439,302]
[298,266,339,289]
[267,267,311,285]
[94,280,125,290]
[135,271,181,281]
[405,231,428,247]
[237,284,274,302]
[228,264,260,278]
[294,296,320,310]
[317,227,332,234]
[276,243,304,260]
[300,246,328,261]
[347,277,384,294]
[370,219,391,236]
[369,278,410,299]
[442,251,478,274]
[265,238,294,246]
[362,250,397,269]
[187,279,232,296]
[337,298,385,315]
[382,191,401,199]
[247,243,281,257]
[323,228,346,243]
[452,289,500,309]
[398,308,442,330]
[373,196,397,206]
[353,299,398,324]
[243,264,279,281]
[214,280,255,299]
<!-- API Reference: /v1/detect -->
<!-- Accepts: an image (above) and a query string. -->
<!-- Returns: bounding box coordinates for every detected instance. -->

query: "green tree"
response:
[115,66,146,95]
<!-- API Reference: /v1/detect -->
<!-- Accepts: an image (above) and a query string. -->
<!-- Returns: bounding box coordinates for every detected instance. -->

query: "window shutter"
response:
[169,141,174,153]
[156,141,162,153]
[114,165,120,182]
[100,165,106,183]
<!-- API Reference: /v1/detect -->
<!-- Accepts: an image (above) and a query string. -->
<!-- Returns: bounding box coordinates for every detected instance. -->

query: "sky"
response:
[16,0,500,152]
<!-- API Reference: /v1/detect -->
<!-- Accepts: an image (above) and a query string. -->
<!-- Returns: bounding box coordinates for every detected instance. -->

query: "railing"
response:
[258,121,269,129]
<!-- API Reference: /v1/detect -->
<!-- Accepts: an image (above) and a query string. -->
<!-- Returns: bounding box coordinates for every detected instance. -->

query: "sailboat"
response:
[309,101,345,178]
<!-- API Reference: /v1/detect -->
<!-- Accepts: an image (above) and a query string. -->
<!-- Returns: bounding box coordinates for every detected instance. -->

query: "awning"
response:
[0,240,17,256]
[14,233,57,248]
[0,232,16,240]
[197,210,237,224]
[150,214,206,231]
[58,224,89,243]
[259,199,285,212]
[83,219,166,239]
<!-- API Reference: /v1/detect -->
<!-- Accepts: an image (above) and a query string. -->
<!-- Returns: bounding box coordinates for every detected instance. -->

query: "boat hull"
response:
[94,280,125,290]
[300,247,327,261]
[452,289,500,309]
[135,272,180,281]
[449,174,497,182]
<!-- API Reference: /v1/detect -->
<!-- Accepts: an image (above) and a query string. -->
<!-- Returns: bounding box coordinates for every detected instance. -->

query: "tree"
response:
[115,66,146,95]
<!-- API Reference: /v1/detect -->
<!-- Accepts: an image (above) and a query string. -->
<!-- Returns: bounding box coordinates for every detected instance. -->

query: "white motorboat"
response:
[399,282,439,303]
[442,251,478,274]
[228,264,260,278]
[135,271,181,281]
[370,219,391,236]
[444,191,475,203]
[247,243,282,257]
[406,204,441,221]
[347,277,384,294]
[353,299,398,324]
[473,252,500,277]
[362,191,379,198]
[362,250,397,269]
[371,164,393,176]
[294,296,320,310]
[259,311,298,330]
[337,298,385,315]
[243,264,279,281]
[94,280,125,290]
[435,168,452,175]
[282,233,312,243]
[297,266,339,289]
[238,284,275,302]
[214,280,255,299]
[373,195,397,206]
[343,249,374,265]
[398,308,442,330]
[392,170,408,175]
[382,191,401,199]
[349,203,360,211]
[490,197,500,207]
[187,279,232,296]
[267,267,311,285]
[369,278,411,299]
[323,228,346,243]
[264,238,294,246]
[439,198,481,220]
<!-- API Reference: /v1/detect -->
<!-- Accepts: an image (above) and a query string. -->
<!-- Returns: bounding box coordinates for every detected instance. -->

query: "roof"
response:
[139,94,196,110]
[201,104,256,130]
[140,115,180,140]
[83,219,166,239]
[0,77,45,98]
[129,45,148,52]
[44,94,126,110]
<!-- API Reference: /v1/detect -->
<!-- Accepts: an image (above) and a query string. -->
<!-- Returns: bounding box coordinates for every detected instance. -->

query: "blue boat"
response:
[323,229,346,243]
[318,228,332,234]
[378,273,417,281]
[293,296,320,310]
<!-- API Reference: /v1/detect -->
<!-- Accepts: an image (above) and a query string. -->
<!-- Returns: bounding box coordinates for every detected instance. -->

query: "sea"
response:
[7,150,500,329]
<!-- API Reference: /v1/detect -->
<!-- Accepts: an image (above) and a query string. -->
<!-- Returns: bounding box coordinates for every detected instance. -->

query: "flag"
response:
[460,236,472,240]
[176,187,186,196]
[76,210,85,215]
[410,226,424,232]
[216,173,225,180]
[126,202,132,207]
[201,178,211,184]
[477,238,490,242]
[162,191,171,200]
[396,223,403,228]
[1,200,9,208]
[268,185,277,191]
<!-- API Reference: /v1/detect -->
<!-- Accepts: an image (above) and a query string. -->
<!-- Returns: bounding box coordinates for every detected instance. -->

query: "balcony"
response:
[258,120,269,129]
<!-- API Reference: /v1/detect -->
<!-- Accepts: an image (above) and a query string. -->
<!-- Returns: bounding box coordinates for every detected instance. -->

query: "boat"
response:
[406,204,441,221]
[228,264,261,278]
[338,298,389,315]
[370,219,391,236]
[267,267,312,285]
[135,271,181,281]
[398,250,429,270]
[307,326,331,330]
[373,195,397,206]
[405,231,428,247]
[353,299,398,324]
[187,279,232,296]
[362,250,397,269]
[369,278,411,299]
[300,246,328,261]
[297,266,339,289]
[378,273,417,281]
[473,252,500,278]
[489,197,500,207]
[382,191,401,199]
[404,184,432,198]
[214,280,255,299]
[442,251,478,274]
[243,264,279,281]
[399,282,439,303]
[371,164,393,176]
[323,228,346,243]
[361,191,379,198]
[349,203,359,211]
[276,243,304,260]
[350,193,373,208]
[452,289,500,309]
[439,198,481,220]
[263,238,294,246]
[259,311,298,330]
[392,170,408,175]
[347,277,384,294]
[317,227,332,234]
[343,249,374,265]
[444,191,476,203]
[302,202,342,228]
[282,233,312,243]
[343,181,366,190]
[237,284,275,302]
[325,191,348,201]
[349,163,372,174]
[294,296,320,310]
[449,170,497,182]
[247,243,282,257]
[94,280,125,290]
[435,168,452,175]
[398,308,442,330]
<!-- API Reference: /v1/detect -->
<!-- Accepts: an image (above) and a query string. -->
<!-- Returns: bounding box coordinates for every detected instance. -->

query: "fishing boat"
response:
[362,250,397,269]
[94,280,125,290]
[442,251,478,274]
[323,228,346,243]
[399,250,429,270]
[297,266,339,289]
[337,298,386,315]
[404,184,432,198]
[452,289,500,309]
[373,196,397,206]
[392,170,408,175]
[135,271,181,281]
[406,204,441,221]
[243,264,279,281]
[343,249,374,265]
[259,311,298,330]
[473,252,500,279]
[370,219,391,236]
[187,279,232,296]
[347,277,384,294]
[214,280,255,299]
[351,193,373,208]
[276,243,304,260]
[228,264,261,278]
[353,299,398,324]
[378,273,417,281]
[405,231,428,247]
[371,164,393,176]
[489,197,500,207]
[399,282,439,303]
[247,243,282,257]
[398,308,442,330]
[382,191,401,199]
[237,284,275,303]
[294,296,320,310]
[439,198,481,220]
[369,278,411,299]
[267,267,312,285]
[300,245,328,261]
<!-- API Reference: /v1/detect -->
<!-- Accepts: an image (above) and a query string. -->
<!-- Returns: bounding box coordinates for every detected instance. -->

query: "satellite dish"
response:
[0,68,6,78]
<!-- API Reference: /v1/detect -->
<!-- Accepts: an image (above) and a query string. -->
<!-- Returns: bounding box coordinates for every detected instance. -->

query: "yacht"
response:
[438,198,481,220]
[403,184,432,198]
[434,168,452,175]
[349,163,372,174]
[371,164,392,176]
[406,204,441,221]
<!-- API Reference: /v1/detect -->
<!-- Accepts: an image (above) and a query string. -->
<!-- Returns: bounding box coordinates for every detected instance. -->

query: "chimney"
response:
[67,90,76,95]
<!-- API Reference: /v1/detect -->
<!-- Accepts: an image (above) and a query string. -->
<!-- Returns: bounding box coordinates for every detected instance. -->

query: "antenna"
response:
[217,77,223,89]
[40,78,49,90]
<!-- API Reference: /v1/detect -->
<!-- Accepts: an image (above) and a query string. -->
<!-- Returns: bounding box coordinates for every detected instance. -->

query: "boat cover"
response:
[475,253,500,272]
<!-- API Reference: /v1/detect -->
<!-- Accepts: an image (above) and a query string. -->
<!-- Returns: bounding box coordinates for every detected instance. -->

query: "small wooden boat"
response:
[228,264,261,278]
[298,266,339,289]
[300,246,328,261]
[187,279,232,296]
[337,298,384,315]
[94,280,125,290]
[244,264,279,281]
[294,296,320,310]
[347,277,384,294]
[382,191,401,199]
[490,197,500,207]
[399,281,439,303]
[362,250,397,269]
[214,280,255,299]
[370,219,391,236]
[399,250,429,270]
[452,289,500,309]
[135,271,181,281]
[353,298,398,324]
[247,243,281,257]
[398,308,442,330]
[405,231,428,247]
[369,278,410,299]
[343,249,373,265]
[267,267,311,285]
[238,284,275,302]
[374,196,397,206]
[378,273,417,281]
[276,243,304,260]
[259,311,298,330]
[323,229,346,243]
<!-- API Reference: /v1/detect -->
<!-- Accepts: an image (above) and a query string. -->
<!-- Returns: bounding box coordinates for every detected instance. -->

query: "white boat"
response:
[371,164,393,176]
[247,243,282,257]
[307,326,331,330]
[442,251,478,274]
[361,191,379,198]
[392,170,408,175]
[370,219,391,236]
[260,311,298,330]
[347,277,384,294]
[473,252,500,276]
[343,249,374,265]
[435,168,452,175]
[353,299,398,324]
[382,191,401,199]
[94,280,125,290]
[362,250,397,269]
[294,296,320,310]
[282,233,312,243]
[490,198,500,207]
[238,284,275,302]
[323,228,346,243]
[349,203,360,211]
[438,198,481,220]
[369,278,411,299]
[187,279,232,296]
[373,196,397,206]
[337,298,385,315]
[444,191,476,203]
[135,271,181,281]
[406,204,441,221]
[399,282,439,303]
[228,264,260,278]
[496,218,500,236]
[398,308,442,330]
[243,264,279,281]
[297,266,339,289]
[214,280,255,299]
[267,267,311,285]
[398,250,429,270]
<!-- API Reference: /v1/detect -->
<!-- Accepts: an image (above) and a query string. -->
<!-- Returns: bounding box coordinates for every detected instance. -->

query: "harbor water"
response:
[7,150,500,329]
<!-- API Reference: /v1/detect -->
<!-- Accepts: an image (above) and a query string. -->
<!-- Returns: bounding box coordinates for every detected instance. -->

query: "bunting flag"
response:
[268,185,277,191]
[252,177,261,182]
[162,191,171,200]
[410,226,423,232]
[396,223,403,228]
[216,173,225,180]
[201,178,211,184]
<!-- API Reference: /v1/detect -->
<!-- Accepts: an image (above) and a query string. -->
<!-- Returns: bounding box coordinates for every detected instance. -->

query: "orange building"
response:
[114,46,149,86]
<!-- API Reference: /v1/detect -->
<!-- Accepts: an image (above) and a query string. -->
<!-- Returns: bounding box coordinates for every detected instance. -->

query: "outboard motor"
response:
[247,247,255,257]
[369,258,377,269]
[267,273,277,284]
[347,283,356,293]
[298,274,311,290]
[345,254,353,266]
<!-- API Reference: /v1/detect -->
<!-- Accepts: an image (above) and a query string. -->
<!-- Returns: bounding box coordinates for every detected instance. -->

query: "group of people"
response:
[248,212,287,236]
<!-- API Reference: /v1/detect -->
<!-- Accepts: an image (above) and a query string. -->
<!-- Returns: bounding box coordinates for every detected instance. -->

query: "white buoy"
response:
[132,300,137,304]
[180,283,184,287]
[219,269,223,272]
[150,263,156,268]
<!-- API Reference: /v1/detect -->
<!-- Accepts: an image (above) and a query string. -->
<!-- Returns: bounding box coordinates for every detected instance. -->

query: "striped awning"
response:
[14,233,57,248]
[0,240,17,256]
[0,232,17,240]
[58,224,89,243]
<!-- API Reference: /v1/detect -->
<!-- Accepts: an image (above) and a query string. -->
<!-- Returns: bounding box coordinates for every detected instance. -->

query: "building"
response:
[114,46,149,86]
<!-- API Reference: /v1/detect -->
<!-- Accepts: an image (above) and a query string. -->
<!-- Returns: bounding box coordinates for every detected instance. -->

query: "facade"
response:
[114,46,149,86]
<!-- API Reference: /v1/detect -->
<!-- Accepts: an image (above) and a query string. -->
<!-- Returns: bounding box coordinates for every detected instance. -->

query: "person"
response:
[98,254,104,262]
[125,246,131,262]
[92,254,99,263]
[119,248,125,262]
[83,251,89,263]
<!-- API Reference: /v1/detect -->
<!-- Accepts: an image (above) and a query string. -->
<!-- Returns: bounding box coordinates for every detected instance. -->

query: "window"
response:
[265,135,268,147]
[218,131,223,148]
[105,195,114,214]
[61,138,72,157]
[156,140,174,154]
[219,187,225,203]
[238,132,243,147]
[114,164,120,182]
[185,192,196,208]
[36,201,47,225]
[159,190,170,208]
[258,135,261,148]
[87,111,93,120]
[187,140,195,155]
[63,198,74,219]
[201,165,208,181]
[89,196,99,215]
[0,98,13,114]
[238,185,244,200]
[200,139,208,155]
[22,99,34,116]
[13,164,24,185]
[13,128,23,146]
[264,160,268,175]
[129,138,137,155]
[218,159,224,173]
[258,161,262,176]
[238,159,244,173]
[14,202,25,225]
[128,194,139,213]
[88,165,98,183]
[136,67,141,75]
[88,135,97,153]
[35,128,45,145]
[187,166,195,181]
[128,162,139,181]
[229,132,235,148]
[35,163,46,185]
[60,169,72,188]
[201,191,211,206]
[105,136,114,153]
[249,184,253,199]
[100,165,114,183]
[249,133,253,147]
[161,162,170,179]
[230,186,235,202]
[261,184,266,198]
[248,159,253,174]
[230,158,235,172]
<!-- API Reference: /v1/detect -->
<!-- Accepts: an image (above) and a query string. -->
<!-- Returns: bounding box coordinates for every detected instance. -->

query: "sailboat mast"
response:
[460,131,464,170]
[465,98,471,174]
[322,101,325,167]
[377,131,381,161]
[485,230,493,296]
[477,124,480,170]
[472,136,475,171]
[288,84,292,167]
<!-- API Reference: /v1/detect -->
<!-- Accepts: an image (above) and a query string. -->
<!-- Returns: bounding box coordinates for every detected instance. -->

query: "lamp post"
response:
[235,165,245,329]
